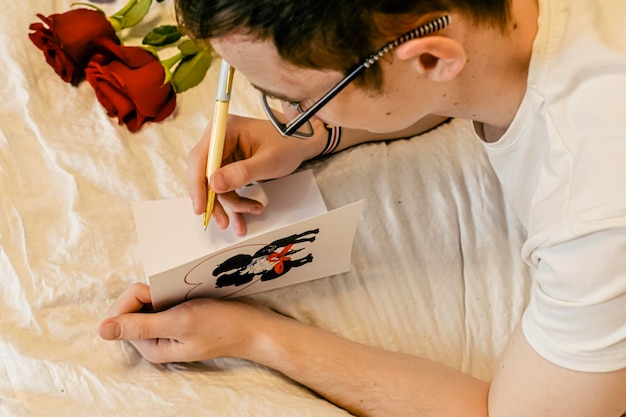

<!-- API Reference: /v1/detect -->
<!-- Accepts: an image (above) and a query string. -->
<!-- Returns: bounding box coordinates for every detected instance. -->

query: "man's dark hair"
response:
[175,0,510,89]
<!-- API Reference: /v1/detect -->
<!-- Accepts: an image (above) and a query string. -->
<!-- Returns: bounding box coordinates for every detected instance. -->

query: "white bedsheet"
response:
[0,1,532,416]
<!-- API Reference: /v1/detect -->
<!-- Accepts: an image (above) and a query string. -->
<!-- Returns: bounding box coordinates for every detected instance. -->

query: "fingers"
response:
[186,119,264,214]
[99,309,176,342]
[208,162,247,194]
[210,198,229,230]
[99,293,282,364]
[210,151,273,193]
[187,137,210,215]
[187,116,304,233]
[129,339,184,364]
[208,192,264,235]
[100,282,159,341]
[217,192,265,236]
[98,312,188,363]
[105,282,152,318]
[98,298,230,364]
[218,192,264,216]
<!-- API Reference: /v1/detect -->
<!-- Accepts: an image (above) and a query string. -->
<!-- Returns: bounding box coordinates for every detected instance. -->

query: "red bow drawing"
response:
[268,244,293,274]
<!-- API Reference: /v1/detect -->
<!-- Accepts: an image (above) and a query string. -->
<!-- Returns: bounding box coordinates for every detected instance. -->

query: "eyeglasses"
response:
[260,15,451,138]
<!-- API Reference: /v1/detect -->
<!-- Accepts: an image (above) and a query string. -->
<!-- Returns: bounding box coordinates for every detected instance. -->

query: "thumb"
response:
[99,319,122,340]
[210,158,257,194]
[211,149,299,194]
[98,313,169,341]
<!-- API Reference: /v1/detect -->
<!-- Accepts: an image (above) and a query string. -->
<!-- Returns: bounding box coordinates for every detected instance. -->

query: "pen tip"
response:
[203,212,209,231]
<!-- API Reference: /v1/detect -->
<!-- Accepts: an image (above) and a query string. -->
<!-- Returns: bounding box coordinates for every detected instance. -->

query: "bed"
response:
[0,1,532,416]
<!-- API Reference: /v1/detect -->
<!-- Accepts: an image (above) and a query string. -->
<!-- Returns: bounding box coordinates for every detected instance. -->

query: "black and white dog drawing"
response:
[213,229,319,288]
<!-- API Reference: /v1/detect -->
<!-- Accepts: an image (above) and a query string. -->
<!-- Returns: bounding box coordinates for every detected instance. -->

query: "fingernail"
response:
[235,224,247,237]
[210,172,229,192]
[248,205,263,214]
[100,321,121,340]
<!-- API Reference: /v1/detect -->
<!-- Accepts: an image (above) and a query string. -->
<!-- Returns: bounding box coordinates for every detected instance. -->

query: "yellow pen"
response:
[204,60,235,230]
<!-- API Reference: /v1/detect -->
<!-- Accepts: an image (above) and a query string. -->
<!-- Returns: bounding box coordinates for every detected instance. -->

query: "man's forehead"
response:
[211,35,344,102]
[210,35,296,80]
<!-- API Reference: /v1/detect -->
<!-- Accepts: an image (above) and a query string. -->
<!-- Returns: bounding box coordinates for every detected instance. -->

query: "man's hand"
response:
[98,283,280,363]
[187,115,325,236]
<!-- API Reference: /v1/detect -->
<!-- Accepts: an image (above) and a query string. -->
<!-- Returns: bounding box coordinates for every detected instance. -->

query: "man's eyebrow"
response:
[250,83,300,103]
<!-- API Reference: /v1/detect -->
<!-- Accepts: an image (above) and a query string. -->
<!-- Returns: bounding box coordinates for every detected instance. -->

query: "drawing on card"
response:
[183,228,320,299]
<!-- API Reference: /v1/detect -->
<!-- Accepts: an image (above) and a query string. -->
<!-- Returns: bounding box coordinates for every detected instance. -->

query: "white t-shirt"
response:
[473,0,626,372]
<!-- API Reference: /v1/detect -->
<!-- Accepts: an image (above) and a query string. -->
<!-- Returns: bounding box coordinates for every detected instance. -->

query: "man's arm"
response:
[251,312,626,417]
[99,285,626,417]
[489,325,626,417]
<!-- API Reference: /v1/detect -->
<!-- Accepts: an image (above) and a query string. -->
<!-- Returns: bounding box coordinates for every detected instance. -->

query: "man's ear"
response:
[396,36,466,81]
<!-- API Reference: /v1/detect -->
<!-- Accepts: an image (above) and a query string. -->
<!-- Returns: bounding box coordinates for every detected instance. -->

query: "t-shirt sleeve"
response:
[522,75,626,372]
[523,227,626,372]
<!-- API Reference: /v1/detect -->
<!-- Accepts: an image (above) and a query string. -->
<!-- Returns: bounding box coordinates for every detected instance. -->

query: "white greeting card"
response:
[132,170,363,310]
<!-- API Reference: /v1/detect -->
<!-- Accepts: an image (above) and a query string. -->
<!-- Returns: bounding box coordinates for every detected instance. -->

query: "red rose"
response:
[85,38,177,132]
[29,9,119,84]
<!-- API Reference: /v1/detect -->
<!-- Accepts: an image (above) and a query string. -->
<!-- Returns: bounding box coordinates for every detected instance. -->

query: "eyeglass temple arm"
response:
[283,65,365,135]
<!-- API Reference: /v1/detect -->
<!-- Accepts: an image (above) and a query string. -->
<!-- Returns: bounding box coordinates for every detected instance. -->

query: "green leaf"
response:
[142,25,183,47]
[111,0,152,29]
[177,39,199,56]
[171,49,213,93]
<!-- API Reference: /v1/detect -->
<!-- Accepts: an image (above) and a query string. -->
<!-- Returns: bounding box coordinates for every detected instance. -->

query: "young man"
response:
[99,0,626,415]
